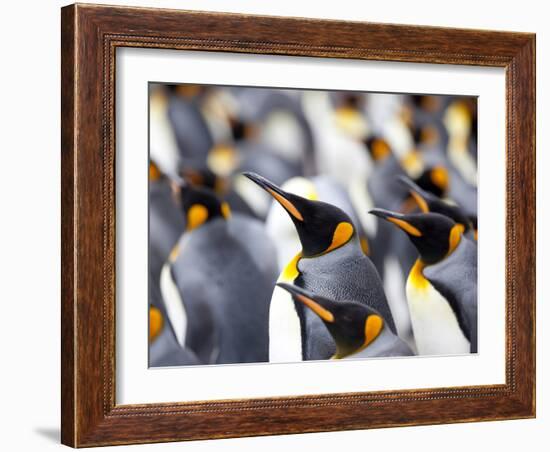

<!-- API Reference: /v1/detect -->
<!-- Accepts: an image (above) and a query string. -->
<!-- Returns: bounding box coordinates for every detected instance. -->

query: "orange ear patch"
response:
[186,204,209,231]
[430,166,449,192]
[149,306,164,343]
[325,222,354,253]
[371,139,390,161]
[363,314,384,347]
[447,223,465,256]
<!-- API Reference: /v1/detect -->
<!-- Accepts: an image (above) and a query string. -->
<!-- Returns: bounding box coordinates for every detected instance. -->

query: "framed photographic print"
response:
[61,3,536,447]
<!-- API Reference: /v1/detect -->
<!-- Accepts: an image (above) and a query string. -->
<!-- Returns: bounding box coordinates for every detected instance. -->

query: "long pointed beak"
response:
[276,283,334,323]
[369,208,422,237]
[243,172,304,221]
[396,176,430,213]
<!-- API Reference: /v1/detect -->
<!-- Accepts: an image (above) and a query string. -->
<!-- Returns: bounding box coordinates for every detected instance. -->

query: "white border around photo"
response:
[116,47,506,405]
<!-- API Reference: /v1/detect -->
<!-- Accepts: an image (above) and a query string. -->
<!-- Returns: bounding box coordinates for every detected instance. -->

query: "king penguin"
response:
[369,208,477,354]
[160,183,279,364]
[243,172,395,362]
[277,283,414,359]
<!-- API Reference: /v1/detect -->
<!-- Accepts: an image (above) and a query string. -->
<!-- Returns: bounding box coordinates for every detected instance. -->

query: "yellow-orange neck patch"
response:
[447,223,465,257]
[325,222,354,254]
[221,202,232,219]
[360,236,370,255]
[409,259,430,291]
[280,252,302,282]
[186,204,209,231]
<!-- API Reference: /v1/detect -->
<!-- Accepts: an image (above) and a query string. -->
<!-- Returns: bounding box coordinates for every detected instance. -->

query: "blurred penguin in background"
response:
[149,275,200,367]
[166,84,214,170]
[148,160,186,325]
[302,90,372,191]
[244,172,394,362]
[360,136,418,349]
[160,182,279,365]
[226,88,317,219]
[149,86,181,177]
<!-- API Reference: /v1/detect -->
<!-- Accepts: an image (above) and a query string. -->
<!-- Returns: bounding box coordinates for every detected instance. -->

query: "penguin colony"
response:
[149,84,478,366]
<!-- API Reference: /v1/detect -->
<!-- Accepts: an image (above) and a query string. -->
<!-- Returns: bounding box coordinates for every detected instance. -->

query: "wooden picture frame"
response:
[61,3,535,447]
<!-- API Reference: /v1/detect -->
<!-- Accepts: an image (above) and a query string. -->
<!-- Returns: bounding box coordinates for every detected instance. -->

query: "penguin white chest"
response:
[268,255,304,363]
[406,272,469,356]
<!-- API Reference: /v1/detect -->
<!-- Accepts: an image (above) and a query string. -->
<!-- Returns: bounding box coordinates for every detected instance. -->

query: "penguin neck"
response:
[409,259,430,291]
[301,235,363,266]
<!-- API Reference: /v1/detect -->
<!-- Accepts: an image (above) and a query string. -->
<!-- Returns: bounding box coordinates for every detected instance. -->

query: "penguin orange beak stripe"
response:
[276,283,335,323]
[243,172,304,221]
[397,175,430,213]
[294,293,335,323]
[409,191,429,213]
[369,208,422,237]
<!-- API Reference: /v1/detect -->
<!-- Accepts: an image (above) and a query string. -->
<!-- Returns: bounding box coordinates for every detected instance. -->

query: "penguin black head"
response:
[414,165,449,198]
[178,184,231,231]
[277,283,385,359]
[243,172,356,257]
[363,136,392,162]
[369,208,464,265]
[398,176,471,231]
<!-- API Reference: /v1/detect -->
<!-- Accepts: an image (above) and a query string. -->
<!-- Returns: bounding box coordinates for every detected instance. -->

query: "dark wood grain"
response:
[61,3,536,447]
